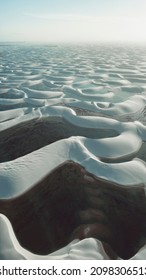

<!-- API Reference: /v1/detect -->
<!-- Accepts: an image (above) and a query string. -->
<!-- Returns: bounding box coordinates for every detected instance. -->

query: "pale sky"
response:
[1,0,146,43]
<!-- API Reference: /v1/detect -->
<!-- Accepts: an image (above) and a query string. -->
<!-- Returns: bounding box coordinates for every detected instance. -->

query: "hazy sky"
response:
[1,0,146,43]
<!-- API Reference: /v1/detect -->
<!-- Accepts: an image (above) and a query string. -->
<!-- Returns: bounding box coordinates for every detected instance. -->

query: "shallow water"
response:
[1,43,146,259]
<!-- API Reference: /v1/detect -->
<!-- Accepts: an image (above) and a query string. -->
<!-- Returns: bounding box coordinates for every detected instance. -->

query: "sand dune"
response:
[1,43,146,260]
[1,161,146,259]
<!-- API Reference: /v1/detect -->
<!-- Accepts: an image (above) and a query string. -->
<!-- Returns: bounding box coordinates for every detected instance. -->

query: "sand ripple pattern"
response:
[1,43,146,259]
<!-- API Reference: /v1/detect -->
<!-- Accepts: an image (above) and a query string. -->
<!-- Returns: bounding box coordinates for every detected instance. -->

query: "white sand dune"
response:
[67,95,146,121]
[22,87,63,99]
[1,43,146,259]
